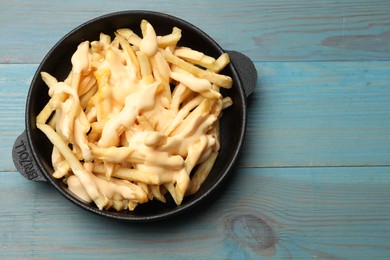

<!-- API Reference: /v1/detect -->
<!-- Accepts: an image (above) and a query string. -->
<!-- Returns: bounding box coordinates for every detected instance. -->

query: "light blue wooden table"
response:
[1,0,390,259]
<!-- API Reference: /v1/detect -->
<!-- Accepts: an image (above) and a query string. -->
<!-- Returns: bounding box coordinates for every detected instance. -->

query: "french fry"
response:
[112,199,126,211]
[138,182,152,200]
[80,84,98,110]
[222,96,233,109]
[111,36,120,49]
[99,33,111,45]
[127,201,138,211]
[36,80,68,124]
[173,51,229,73]
[173,169,190,205]
[150,185,166,203]
[47,111,57,129]
[91,145,145,164]
[164,183,178,205]
[171,98,211,136]
[103,161,115,180]
[157,27,182,48]
[41,72,58,89]
[92,69,112,122]
[162,95,203,136]
[161,49,233,88]
[186,152,218,196]
[93,164,160,185]
[170,83,193,114]
[150,51,171,84]
[170,66,221,100]
[78,74,97,97]
[185,135,208,174]
[174,47,217,70]
[174,47,212,63]
[37,123,108,209]
[36,104,54,124]
[136,51,154,84]
[212,53,231,73]
[116,28,142,48]
[116,33,141,79]
[52,157,71,179]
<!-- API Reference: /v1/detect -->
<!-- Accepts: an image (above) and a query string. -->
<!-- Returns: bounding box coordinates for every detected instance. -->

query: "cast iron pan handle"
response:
[227,50,257,98]
[12,131,47,182]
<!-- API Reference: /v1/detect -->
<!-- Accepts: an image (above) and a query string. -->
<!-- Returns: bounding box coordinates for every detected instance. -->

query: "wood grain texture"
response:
[1,167,390,259]
[2,61,390,171]
[0,64,32,171]
[2,0,390,258]
[241,61,390,168]
[1,0,390,63]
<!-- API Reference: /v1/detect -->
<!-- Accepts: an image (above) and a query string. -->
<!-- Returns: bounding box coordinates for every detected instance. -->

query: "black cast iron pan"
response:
[12,10,257,222]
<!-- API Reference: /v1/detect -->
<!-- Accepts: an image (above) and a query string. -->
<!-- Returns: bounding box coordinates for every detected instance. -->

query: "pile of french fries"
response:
[36,20,233,211]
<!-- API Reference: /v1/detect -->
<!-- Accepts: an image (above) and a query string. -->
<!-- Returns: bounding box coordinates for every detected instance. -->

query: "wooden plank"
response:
[0,64,32,171]
[1,0,390,63]
[2,61,390,171]
[1,167,390,258]
[241,60,390,167]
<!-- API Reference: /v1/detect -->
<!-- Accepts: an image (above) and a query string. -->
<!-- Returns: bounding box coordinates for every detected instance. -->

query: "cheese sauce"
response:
[61,24,226,208]
[71,41,90,74]
[140,23,158,57]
